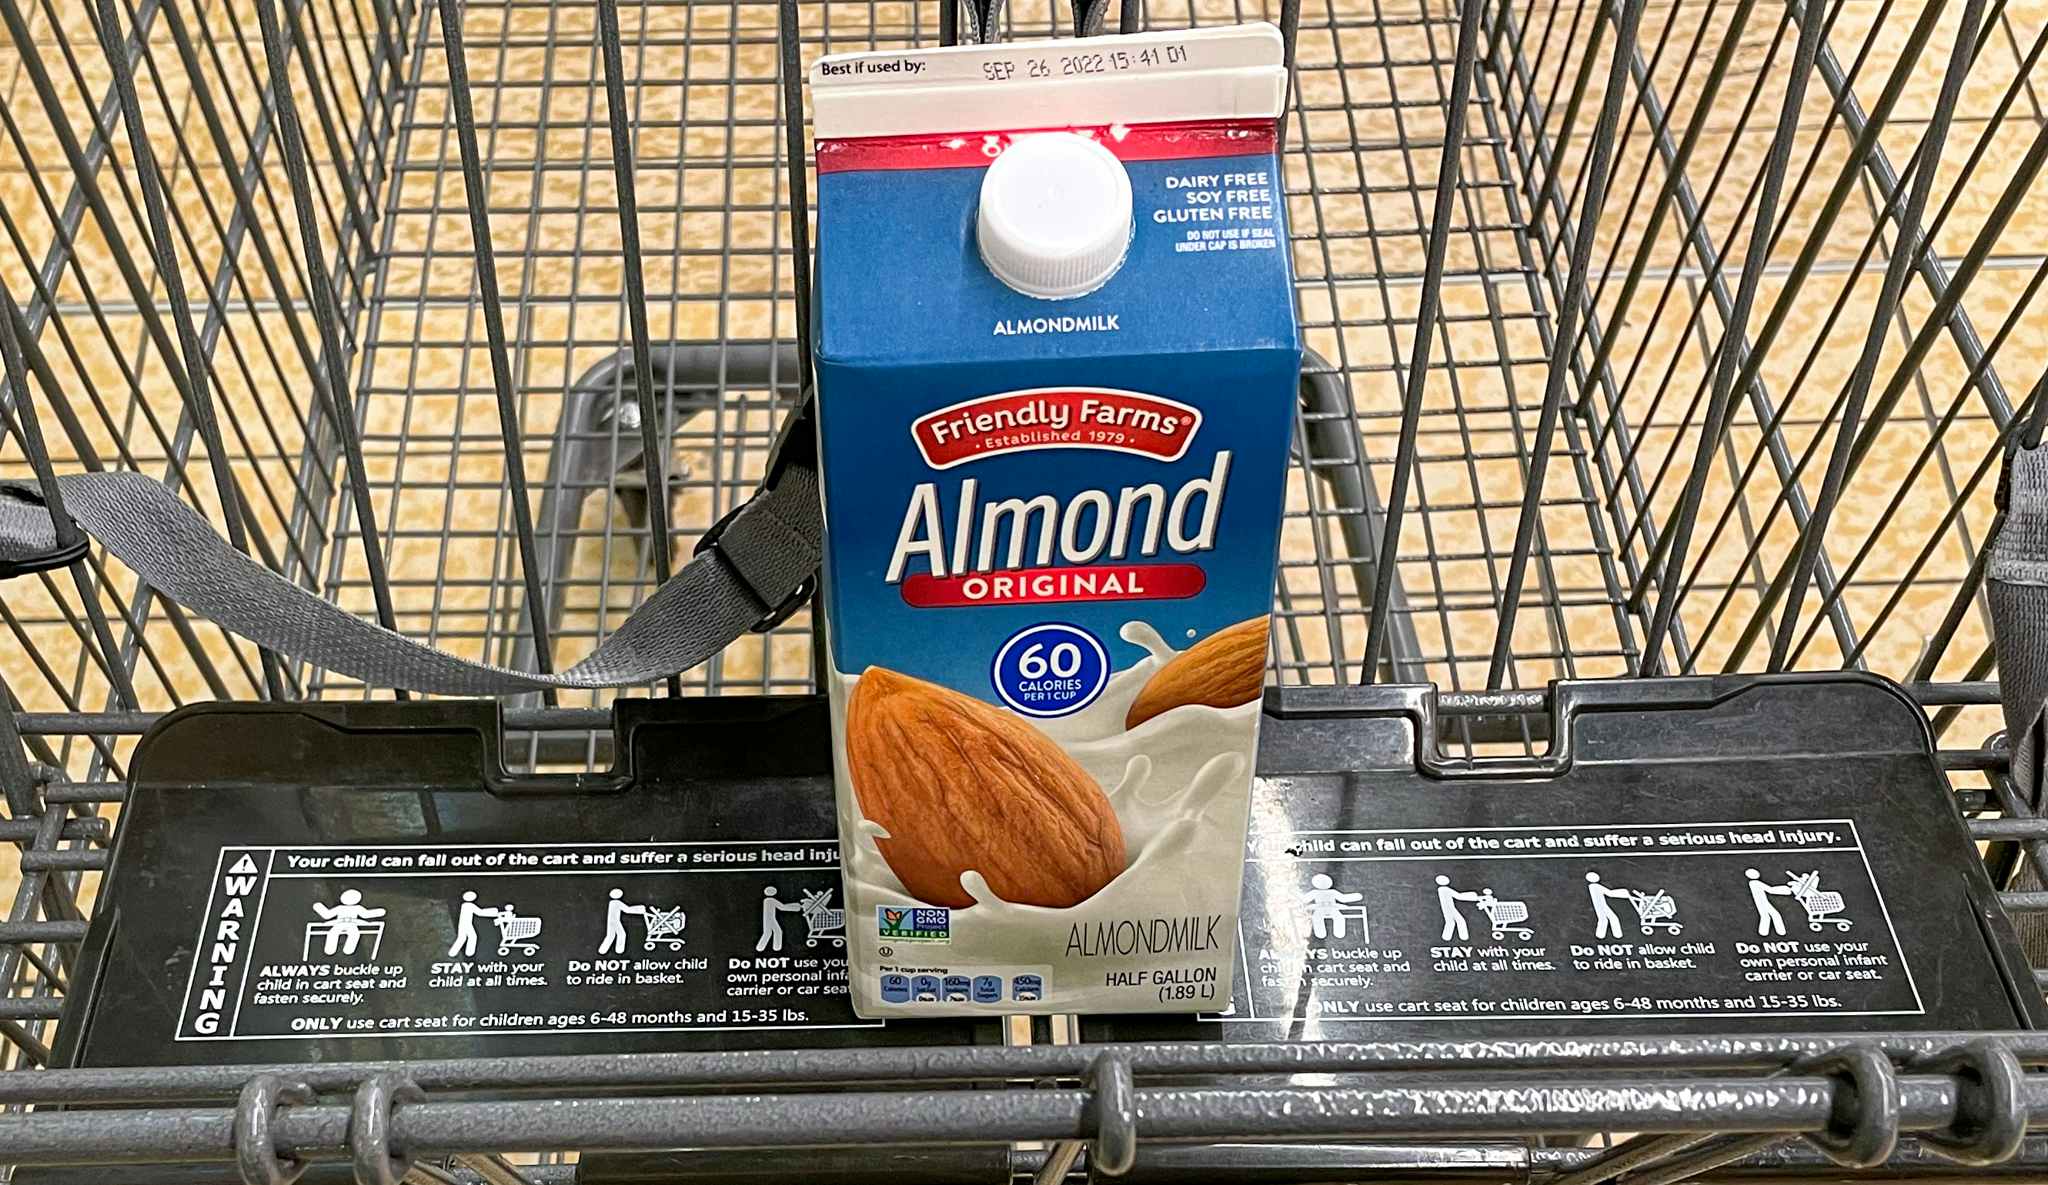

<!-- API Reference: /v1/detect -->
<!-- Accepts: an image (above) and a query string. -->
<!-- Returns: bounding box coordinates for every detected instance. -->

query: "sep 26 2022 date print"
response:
[982,43,1191,82]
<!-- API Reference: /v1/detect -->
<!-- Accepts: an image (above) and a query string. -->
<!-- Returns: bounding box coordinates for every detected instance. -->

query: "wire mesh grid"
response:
[0,0,2042,718]
[4,0,2048,1173]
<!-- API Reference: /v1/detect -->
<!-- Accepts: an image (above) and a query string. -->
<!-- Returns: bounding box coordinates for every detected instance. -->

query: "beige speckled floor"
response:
[2,0,2046,950]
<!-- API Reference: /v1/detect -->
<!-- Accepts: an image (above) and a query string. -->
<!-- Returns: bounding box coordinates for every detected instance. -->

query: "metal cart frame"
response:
[4,0,2048,1177]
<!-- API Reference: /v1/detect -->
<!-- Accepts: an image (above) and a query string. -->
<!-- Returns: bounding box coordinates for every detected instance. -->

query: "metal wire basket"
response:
[4,0,2048,1176]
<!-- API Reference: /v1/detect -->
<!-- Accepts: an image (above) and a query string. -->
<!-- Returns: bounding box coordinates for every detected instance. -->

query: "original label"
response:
[174,841,869,1041]
[1220,819,1923,1023]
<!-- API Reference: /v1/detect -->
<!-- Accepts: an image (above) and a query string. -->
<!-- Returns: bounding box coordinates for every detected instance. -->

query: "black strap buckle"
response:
[0,482,89,580]
[690,395,818,633]
[694,506,817,634]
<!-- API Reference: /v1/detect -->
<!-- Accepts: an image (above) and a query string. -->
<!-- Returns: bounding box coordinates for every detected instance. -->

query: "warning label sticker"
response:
[175,840,866,1041]
[1218,818,1923,1023]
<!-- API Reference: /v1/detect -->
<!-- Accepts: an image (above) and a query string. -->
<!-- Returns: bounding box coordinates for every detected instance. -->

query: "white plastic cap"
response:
[976,133,1133,300]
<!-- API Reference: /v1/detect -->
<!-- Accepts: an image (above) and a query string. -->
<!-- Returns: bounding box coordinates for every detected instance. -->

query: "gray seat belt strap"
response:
[0,423,822,695]
[1989,438,2048,804]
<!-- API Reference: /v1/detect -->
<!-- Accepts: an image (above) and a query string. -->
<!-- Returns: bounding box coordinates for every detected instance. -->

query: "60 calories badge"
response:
[991,622,1109,717]
[877,905,953,943]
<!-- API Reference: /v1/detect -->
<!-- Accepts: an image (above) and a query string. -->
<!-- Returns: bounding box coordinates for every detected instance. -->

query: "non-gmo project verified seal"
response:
[877,905,951,943]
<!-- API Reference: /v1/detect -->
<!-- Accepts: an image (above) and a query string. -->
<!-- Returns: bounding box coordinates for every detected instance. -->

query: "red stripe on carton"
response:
[815,119,1276,173]
[901,562,1207,607]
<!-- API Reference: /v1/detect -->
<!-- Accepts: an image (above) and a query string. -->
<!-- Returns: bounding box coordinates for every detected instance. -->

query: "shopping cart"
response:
[1790,871,1855,933]
[494,909,543,957]
[5,0,2048,1176]
[643,905,688,951]
[1629,891,1684,936]
[802,888,846,949]
[1477,893,1532,941]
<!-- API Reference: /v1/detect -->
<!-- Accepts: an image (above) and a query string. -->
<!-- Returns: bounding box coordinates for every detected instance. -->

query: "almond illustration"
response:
[1124,614,1270,729]
[847,667,1125,909]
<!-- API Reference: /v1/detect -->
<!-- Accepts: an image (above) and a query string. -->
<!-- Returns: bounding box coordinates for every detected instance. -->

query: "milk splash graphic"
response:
[827,622,1259,1009]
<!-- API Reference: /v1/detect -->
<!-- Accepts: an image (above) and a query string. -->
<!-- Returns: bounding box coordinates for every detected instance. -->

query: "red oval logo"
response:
[911,388,1202,468]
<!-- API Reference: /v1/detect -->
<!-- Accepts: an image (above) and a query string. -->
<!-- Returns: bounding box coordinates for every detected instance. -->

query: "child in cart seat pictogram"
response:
[1303,874,1368,940]
[306,889,385,958]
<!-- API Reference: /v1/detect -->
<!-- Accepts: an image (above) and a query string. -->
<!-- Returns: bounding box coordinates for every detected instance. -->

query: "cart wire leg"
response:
[592,0,680,697]
[1629,1133,1799,1185]
[1570,0,1758,400]
[454,1151,539,1185]
[1767,0,1985,671]
[1485,0,1643,686]
[1299,358,1428,684]
[1550,1132,1725,1185]
[1665,0,1959,672]
[1489,0,1648,686]
[1789,144,2048,667]
[1609,0,1852,661]
[780,0,815,385]
[1634,0,1827,673]
[0,295,136,714]
[430,0,557,699]
[1632,0,1913,672]
[88,0,287,701]
[251,0,406,672]
[1797,23,2048,673]
[1361,0,1484,685]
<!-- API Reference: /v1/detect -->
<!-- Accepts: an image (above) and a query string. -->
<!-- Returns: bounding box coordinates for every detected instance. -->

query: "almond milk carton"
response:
[810,25,1299,1016]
